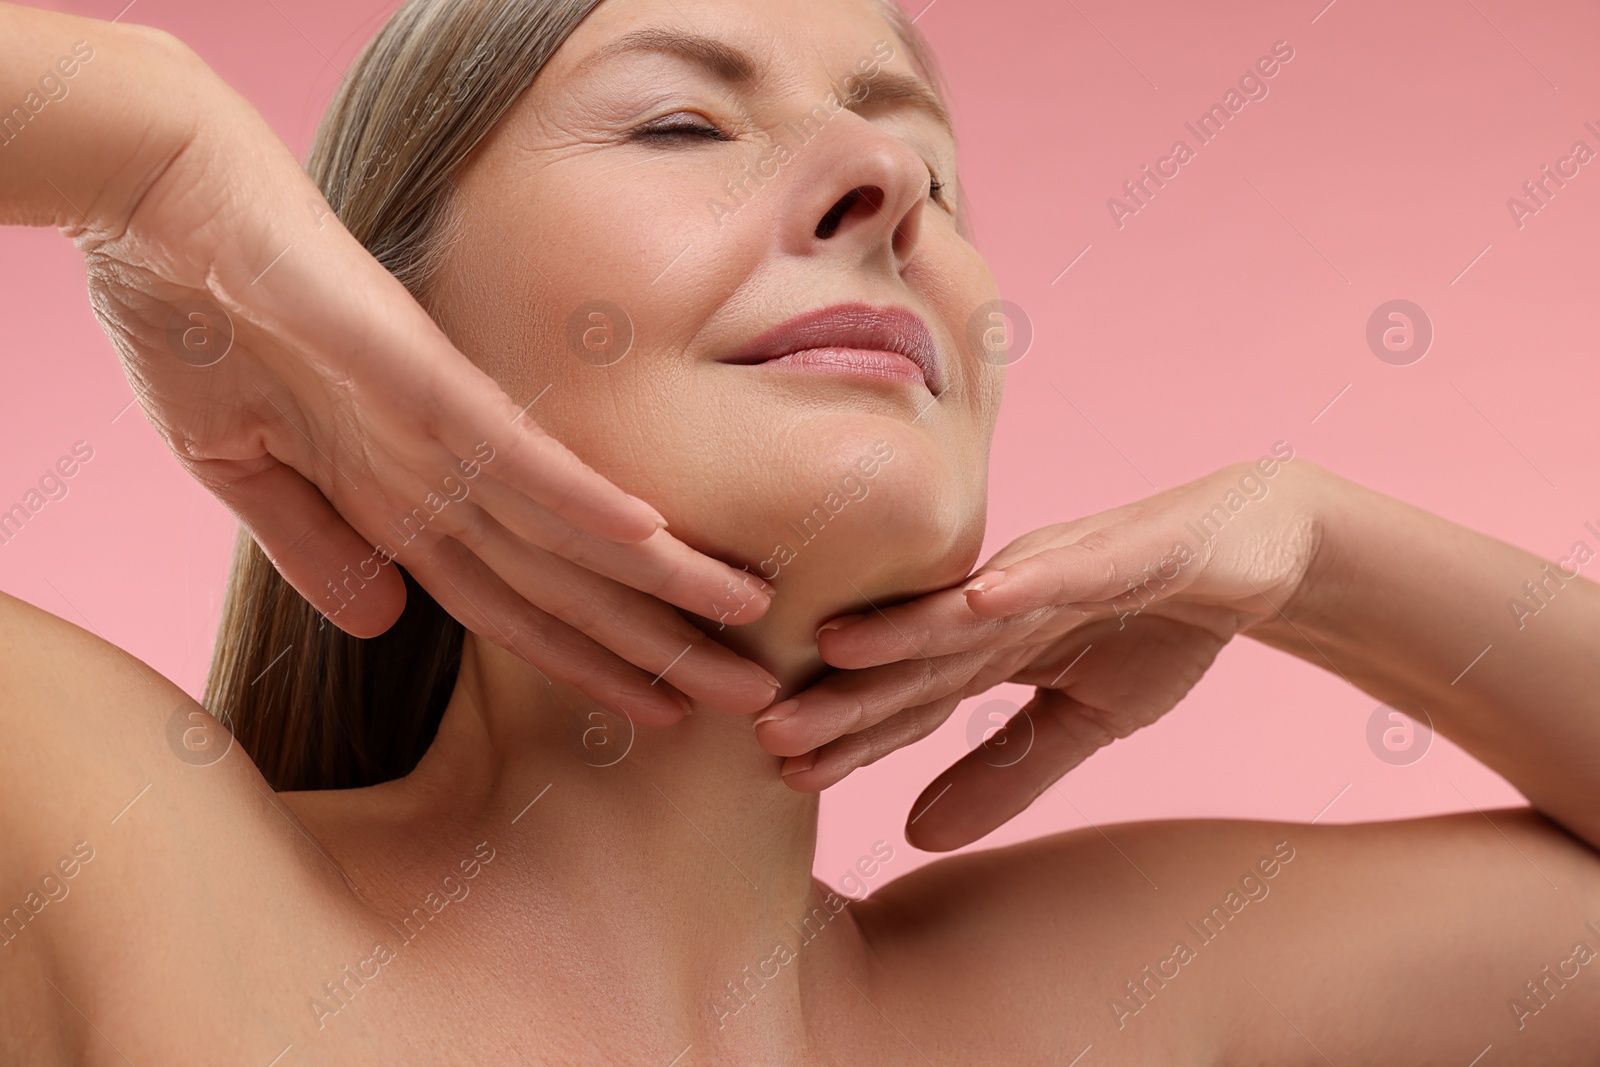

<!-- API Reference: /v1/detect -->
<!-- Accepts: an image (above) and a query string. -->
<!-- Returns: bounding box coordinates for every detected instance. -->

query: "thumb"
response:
[905,688,1123,852]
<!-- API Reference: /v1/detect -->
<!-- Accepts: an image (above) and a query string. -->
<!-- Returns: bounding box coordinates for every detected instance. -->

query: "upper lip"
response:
[723,303,945,394]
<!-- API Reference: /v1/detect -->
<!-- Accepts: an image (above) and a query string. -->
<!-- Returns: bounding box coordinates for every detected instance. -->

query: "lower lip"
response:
[751,348,928,388]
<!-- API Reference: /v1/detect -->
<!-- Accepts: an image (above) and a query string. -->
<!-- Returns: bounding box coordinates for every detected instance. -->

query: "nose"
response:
[777,113,931,275]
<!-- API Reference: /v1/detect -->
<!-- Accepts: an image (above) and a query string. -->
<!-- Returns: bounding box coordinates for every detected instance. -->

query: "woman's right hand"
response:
[8,11,779,723]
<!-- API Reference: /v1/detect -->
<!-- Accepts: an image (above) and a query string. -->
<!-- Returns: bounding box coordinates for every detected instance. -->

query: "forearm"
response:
[0,3,194,235]
[1251,463,1600,847]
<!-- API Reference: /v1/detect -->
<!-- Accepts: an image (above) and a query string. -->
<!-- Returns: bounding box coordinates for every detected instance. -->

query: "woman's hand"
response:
[38,22,778,723]
[756,453,1322,848]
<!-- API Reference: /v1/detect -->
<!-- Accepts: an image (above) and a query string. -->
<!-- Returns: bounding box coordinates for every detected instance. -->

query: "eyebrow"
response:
[578,28,954,135]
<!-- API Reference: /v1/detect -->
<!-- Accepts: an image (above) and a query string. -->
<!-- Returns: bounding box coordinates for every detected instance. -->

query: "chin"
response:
[712,421,989,613]
[551,379,993,625]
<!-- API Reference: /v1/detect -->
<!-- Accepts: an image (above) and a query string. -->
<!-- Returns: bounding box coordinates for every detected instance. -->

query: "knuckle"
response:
[913,658,942,693]
[1075,528,1119,556]
[835,731,875,766]
[499,618,562,668]
[1047,699,1119,752]
[854,700,950,770]
[435,503,488,547]
[1067,532,1123,600]
[543,519,586,560]
[547,593,602,635]
[1091,701,1143,741]
[900,701,953,744]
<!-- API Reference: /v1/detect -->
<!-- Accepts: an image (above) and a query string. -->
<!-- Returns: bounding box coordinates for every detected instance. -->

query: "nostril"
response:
[815,190,859,239]
[815,186,884,239]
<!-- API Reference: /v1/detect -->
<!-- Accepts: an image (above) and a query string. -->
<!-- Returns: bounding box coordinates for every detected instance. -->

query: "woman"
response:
[2,0,1598,1064]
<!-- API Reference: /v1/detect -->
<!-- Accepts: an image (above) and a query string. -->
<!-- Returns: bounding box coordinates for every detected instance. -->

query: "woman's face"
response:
[433,0,1004,622]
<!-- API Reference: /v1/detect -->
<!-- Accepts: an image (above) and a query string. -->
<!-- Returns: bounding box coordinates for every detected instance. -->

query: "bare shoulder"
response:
[0,585,339,1057]
[854,812,1600,1066]
[0,584,235,864]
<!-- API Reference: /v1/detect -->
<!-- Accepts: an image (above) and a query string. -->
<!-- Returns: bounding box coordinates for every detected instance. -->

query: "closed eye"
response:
[629,113,731,144]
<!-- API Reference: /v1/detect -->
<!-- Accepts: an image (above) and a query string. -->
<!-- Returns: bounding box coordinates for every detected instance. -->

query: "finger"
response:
[401,537,694,727]
[453,512,780,715]
[753,650,986,758]
[903,688,1135,852]
[463,474,773,627]
[252,228,772,625]
[777,691,966,792]
[815,587,1055,669]
[191,454,407,639]
[433,371,668,544]
[253,230,667,546]
[961,522,1204,620]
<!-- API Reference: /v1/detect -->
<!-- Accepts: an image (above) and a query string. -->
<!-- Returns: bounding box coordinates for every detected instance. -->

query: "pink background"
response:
[5,0,1596,890]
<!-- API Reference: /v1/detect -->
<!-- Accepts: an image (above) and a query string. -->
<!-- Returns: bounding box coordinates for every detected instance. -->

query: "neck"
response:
[369,589,872,1038]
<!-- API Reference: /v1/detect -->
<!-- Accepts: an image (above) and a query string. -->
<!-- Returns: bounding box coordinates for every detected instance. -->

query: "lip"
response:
[722,303,945,395]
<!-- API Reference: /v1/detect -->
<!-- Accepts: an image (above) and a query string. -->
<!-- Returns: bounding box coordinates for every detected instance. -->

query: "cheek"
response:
[447,162,758,419]
[435,144,996,592]
[534,145,759,303]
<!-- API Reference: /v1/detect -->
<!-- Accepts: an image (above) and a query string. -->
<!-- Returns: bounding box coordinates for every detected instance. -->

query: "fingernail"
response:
[781,751,816,777]
[751,664,783,691]
[963,571,1007,594]
[815,614,867,639]
[755,699,800,727]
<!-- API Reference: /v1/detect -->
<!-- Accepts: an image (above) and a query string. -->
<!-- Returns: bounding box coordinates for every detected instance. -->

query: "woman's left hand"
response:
[754,456,1325,850]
